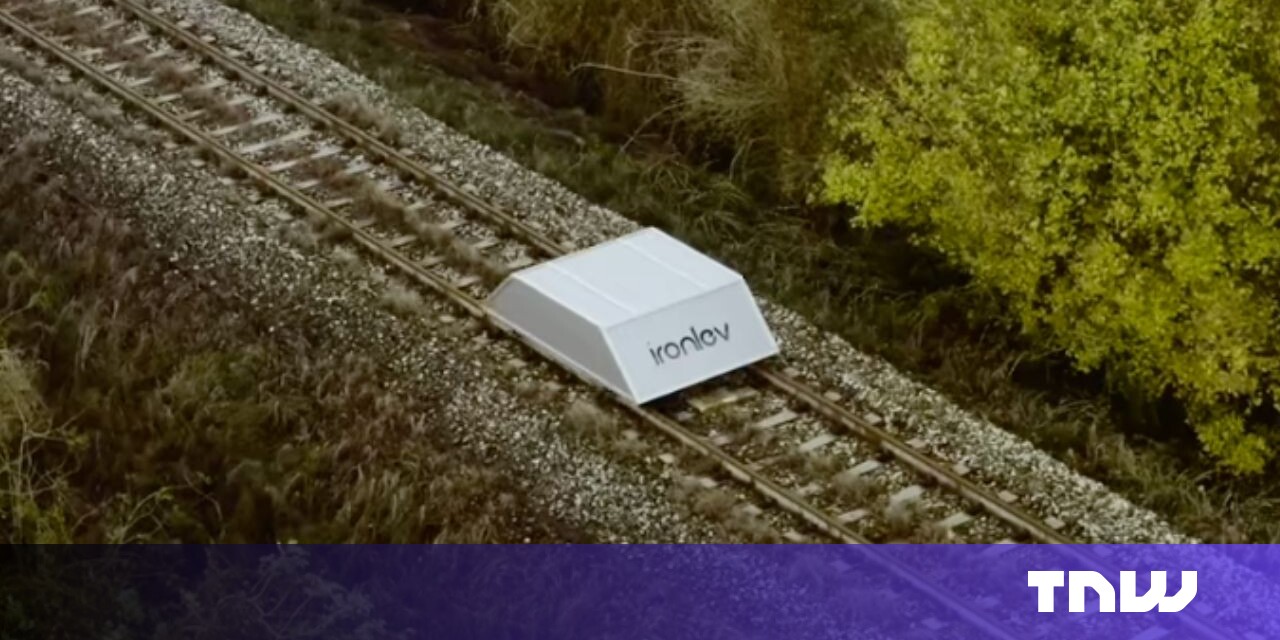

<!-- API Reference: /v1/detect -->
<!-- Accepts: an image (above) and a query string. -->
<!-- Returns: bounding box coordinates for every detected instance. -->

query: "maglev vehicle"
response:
[487,227,779,406]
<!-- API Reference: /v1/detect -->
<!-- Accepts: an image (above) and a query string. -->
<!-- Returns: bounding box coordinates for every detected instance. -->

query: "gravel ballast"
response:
[133,0,1195,544]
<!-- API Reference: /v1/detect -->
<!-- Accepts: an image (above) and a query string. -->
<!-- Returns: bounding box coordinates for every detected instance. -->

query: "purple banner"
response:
[2,545,1276,639]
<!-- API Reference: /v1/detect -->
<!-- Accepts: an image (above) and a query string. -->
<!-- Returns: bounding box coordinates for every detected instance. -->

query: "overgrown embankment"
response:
[0,134,553,543]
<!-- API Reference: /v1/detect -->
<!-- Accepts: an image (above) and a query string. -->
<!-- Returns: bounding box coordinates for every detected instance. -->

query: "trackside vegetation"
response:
[822,0,1280,473]
[0,135,556,543]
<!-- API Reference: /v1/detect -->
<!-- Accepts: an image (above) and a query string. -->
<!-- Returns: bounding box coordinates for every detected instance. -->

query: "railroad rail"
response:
[0,2,1240,638]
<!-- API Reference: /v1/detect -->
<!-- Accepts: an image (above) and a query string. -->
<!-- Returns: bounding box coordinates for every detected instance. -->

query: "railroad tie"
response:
[751,409,798,431]
[836,460,881,481]
[153,91,186,105]
[320,197,354,210]
[308,146,342,160]
[266,158,306,174]
[339,162,373,179]
[209,112,283,137]
[798,432,835,454]
[95,19,128,33]
[936,512,972,531]
[836,509,868,525]
[128,61,201,89]
[782,530,807,543]
[888,485,924,509]
[388,234,417,250]
[452,274,482,288]
[239,128,311,155]
[177,95,252,121]
[797,482,823,497]
[689,387,759,413]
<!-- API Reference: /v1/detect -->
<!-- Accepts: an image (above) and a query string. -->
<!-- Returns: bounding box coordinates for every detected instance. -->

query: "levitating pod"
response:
[486,228,779,405]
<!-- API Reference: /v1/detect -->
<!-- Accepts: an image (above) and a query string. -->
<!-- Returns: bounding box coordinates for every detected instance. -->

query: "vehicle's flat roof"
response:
[508,228,741,327]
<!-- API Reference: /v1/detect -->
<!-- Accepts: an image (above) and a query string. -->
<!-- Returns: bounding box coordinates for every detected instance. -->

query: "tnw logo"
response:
[1027,571,1197,613]
[648,324,730,366]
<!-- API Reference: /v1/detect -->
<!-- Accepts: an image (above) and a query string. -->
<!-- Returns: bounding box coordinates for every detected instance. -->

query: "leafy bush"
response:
[822,0,1280,472]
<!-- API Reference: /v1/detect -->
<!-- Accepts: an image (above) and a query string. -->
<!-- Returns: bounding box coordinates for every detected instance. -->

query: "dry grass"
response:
[300,156,356,188]
[725,505,780,542]
[379,281,427,317]
[323,92,404,146]
[0,135,549,543]
[182,87,253,125]
[153,62,196,92]
[691,487,737,520]
[609,434,649,460]
[833,470,875,503]
[481,0,899,194]
[883,498,922,540]
[564,397,617,442]
[804,452,842,478]
[0,348,74,543]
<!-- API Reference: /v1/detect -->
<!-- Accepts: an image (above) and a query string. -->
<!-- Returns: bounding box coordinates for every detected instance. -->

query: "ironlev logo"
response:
[1027,571,1197,613]
[648,323,731,366]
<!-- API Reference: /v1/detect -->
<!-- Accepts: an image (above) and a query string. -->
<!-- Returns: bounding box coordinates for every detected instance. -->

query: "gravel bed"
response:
[0,63,727,544]
[138,0,1196,543]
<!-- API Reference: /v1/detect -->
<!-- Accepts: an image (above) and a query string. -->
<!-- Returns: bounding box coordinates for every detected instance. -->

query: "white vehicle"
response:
[487,228,779,405]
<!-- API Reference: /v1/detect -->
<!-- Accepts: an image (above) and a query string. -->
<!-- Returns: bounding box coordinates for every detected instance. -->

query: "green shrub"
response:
[822,0,1280,472]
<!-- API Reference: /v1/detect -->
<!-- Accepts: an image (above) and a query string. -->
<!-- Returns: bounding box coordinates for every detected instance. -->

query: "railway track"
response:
[0,1,1245,638]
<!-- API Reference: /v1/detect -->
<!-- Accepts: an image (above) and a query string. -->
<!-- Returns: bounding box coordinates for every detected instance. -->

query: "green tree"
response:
[822,0,1280,471]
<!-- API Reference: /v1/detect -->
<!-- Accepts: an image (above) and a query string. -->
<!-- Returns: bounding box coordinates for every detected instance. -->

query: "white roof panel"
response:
[511,228,741,327]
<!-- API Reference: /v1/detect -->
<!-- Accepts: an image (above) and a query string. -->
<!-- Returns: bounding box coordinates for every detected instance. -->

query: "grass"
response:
[0,134,561,543]
[205,0,1280,541]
